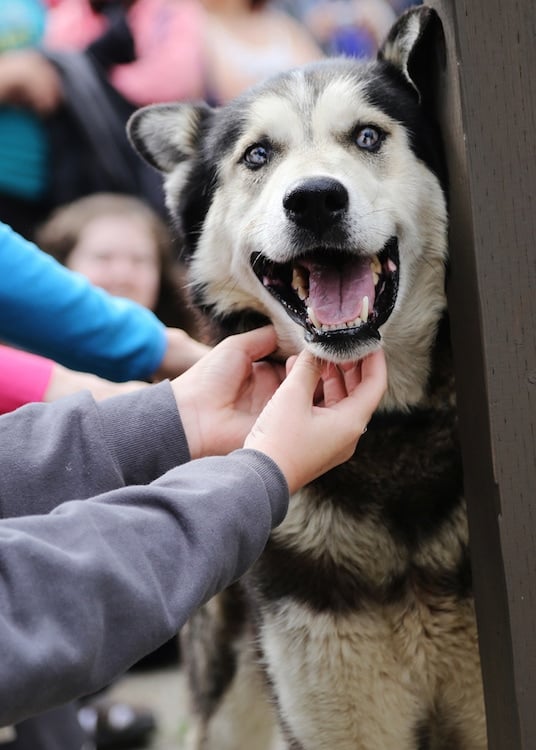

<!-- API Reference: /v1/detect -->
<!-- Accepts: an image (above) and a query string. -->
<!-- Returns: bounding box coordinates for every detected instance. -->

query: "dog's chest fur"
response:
[239,332,481,749]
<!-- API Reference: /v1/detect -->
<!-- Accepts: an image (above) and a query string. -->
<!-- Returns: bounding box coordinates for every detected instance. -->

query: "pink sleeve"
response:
[110,0,205,105]
[0,345,55,414]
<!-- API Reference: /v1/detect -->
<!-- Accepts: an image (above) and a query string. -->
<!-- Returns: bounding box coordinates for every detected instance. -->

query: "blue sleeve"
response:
[0,222,167,381]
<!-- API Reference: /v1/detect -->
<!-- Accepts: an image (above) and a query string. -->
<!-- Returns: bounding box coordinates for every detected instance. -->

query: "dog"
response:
[128,6,487,749]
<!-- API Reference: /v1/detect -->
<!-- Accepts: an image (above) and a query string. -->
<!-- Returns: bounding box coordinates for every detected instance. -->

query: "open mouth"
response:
[250,237,399,346]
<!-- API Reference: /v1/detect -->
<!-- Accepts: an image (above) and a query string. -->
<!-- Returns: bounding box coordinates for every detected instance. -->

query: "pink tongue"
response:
[302,257,375,326]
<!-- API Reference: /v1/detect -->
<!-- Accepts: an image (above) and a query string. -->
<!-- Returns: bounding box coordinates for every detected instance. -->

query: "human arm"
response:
[0,448,287,726]
[0,327,284,520]
[0,345,54,414]
[0,381,187,519]
[0,221,167,381]
[0,327,385,724]
[0,344,147,414]
[0,48,62,114]
[0,331,287,723]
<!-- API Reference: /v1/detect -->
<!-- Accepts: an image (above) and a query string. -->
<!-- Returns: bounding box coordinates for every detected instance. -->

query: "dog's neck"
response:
[379,313,455,419]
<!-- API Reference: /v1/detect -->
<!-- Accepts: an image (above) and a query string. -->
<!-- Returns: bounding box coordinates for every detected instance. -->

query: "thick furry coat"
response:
[128,7,487,749]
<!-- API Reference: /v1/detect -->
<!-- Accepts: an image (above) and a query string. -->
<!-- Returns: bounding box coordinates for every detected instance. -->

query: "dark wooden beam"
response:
[428,1,536,747]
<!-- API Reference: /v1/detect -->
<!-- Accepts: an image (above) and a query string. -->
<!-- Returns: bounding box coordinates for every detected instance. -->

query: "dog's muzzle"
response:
[250,236,399,354]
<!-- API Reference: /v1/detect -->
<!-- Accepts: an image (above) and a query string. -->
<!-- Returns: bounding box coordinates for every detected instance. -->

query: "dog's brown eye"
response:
[356,126,382,152]
[243,143,271,168]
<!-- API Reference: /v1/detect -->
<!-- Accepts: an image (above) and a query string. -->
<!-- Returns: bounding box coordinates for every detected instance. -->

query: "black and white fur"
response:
[128,7,487,749]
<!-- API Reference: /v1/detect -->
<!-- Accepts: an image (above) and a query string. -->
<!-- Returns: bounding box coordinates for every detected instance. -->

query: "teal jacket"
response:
[0,0,49,199]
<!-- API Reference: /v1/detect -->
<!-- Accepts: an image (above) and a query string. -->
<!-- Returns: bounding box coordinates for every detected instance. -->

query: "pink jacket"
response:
[44,0,205,105]
[0,345,54,414]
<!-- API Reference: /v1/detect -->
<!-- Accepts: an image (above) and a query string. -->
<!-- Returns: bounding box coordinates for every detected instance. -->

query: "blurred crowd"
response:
[0,1,418,749]
[0,0,419,240]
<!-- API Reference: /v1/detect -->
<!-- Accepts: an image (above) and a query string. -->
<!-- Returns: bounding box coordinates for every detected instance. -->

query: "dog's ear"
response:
[378,6,443,105]
[127,102,214,173]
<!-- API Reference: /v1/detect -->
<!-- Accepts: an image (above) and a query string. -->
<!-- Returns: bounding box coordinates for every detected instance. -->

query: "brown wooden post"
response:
[427,1,536,747]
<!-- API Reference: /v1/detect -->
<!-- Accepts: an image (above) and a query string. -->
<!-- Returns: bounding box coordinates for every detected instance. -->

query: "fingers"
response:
[279,350,323,406]
[225,326,278,362]
[321,362,348,406]
[342,349,387,424]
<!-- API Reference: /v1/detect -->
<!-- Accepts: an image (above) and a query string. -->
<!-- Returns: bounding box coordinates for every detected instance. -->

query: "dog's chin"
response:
[306,329,383,364]
[251,236,399,363]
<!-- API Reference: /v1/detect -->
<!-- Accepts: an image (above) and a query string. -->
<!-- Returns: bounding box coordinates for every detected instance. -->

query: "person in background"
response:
[0,0,322,235]
[0,0,52,238]
[275,0,396,58]
[199,0,323,105]
[0,326,387,729]
[0,221,207,384]
[35,192,199,333]
[1,194,203,414]
[44,0,323,107]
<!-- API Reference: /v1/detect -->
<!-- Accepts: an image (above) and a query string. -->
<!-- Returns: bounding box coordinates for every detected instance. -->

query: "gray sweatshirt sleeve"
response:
[0,450,288,726]
[0,381,190,519]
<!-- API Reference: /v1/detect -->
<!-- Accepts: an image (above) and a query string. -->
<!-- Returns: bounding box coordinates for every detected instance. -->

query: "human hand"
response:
[244,349,387,494]
[152,328,211,381]
[0,50,62,115]
[45,363,147,402]
[171,326,285,459]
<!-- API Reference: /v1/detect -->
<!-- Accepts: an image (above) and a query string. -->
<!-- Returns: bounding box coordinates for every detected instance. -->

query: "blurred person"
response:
[44,0,322,106]
[389,0,422,13]
[0,0,321,234]
[0,0,52,238]
[35,192,200,333]
[0,221,207,384]
[274,0,396,57]
[199,0,323,105]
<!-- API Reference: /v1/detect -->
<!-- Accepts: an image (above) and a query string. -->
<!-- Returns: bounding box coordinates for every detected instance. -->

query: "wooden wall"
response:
[428,1,536,747]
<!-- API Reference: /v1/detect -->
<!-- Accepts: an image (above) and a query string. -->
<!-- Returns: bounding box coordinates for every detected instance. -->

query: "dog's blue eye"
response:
[356,127,382,151]
[243,143,270,168]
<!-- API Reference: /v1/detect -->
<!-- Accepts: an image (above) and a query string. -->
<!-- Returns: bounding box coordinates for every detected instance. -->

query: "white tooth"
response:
[361,296,369,321]
[370,256,381,274]
[307,306,321,329]
[373,272,379,286]
[292,268,309,301]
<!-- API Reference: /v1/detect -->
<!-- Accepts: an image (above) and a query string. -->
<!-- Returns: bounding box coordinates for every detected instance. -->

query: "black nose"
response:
[283,177,349,237]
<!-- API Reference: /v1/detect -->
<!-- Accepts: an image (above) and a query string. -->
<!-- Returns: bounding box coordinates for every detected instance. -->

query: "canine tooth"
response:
[370,256,381,274]
[292,268,308,301]
[373,272,379,286]
[361,296,369,321]
[307,306,321,329]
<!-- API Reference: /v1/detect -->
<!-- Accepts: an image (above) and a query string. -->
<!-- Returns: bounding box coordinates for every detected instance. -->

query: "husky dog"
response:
[128,6,487,749]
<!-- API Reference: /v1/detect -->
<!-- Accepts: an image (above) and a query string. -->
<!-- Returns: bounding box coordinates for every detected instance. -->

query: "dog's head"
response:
[129,6,448,408]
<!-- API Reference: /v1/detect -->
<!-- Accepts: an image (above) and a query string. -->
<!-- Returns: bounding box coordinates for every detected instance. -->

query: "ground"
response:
[107,666,190,750]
